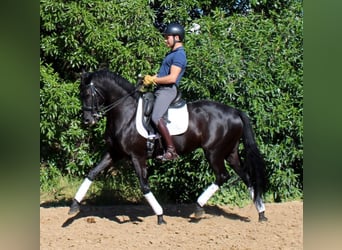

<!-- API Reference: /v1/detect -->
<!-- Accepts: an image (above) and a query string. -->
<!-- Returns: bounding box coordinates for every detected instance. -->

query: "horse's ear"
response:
[80,68,88,76]
[98,63,109,71]
[80,71,91,84]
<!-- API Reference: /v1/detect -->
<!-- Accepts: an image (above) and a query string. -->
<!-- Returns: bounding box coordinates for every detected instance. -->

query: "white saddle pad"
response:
[136,97,189,138]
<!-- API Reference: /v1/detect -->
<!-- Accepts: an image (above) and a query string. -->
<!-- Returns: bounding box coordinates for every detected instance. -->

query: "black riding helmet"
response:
[163,23,185,42]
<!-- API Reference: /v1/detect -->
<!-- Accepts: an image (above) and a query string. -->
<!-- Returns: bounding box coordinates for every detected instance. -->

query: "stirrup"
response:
[156,147,179,161]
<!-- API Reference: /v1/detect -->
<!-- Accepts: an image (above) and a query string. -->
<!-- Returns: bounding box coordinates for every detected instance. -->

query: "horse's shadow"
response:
[200,205,251,222]
[163,203,251,223]
[61,203,151,227]
[41,199,150,227]
[40,200,250,228]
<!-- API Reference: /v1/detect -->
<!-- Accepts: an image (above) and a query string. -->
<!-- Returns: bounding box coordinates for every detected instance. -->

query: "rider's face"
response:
[164,35,176,48]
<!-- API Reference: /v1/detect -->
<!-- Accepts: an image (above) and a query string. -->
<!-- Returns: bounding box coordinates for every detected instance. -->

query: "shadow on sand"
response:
[41,199,251,228]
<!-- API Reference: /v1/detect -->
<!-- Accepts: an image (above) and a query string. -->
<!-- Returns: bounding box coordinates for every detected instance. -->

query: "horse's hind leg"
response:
[68,152,112,215]
[195,151,230,217]
[227,147,267,222]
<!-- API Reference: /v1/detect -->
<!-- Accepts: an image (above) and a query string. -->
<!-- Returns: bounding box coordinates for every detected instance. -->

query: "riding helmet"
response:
[163,23,185,42]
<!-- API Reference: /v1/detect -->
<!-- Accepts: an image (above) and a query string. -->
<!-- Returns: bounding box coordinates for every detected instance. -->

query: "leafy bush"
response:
[148,149,214,202]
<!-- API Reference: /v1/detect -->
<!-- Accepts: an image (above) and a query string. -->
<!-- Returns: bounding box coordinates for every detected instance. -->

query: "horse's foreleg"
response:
[144,192,165,224]
[131,157,166,225]
[68,152,112,215]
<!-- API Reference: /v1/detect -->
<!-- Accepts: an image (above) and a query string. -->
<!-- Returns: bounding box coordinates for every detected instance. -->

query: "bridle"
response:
[82,82,104,118]
[82,81,138,119]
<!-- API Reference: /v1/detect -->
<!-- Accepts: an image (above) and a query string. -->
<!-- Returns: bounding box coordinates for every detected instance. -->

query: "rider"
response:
[143,22,187,161]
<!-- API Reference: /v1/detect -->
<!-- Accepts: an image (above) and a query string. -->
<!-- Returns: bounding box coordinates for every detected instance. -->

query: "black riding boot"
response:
[156,118,179,161]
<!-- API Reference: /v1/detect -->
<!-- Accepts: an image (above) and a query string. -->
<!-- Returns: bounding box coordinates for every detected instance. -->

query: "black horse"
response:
[68,70,268,224]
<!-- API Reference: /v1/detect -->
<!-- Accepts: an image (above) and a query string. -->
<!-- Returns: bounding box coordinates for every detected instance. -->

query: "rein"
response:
[83,82,139,118]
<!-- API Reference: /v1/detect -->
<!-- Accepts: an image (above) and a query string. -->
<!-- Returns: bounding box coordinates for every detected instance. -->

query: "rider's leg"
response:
[156,118,178,161]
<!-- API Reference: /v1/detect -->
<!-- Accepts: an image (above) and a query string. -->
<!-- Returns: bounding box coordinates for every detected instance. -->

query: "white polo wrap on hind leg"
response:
[255,196,265,213]
[144,192,163,215]
[197,183,219,207]
[75,178,92,203]
[248,186,254,200]
[248,186,265,213]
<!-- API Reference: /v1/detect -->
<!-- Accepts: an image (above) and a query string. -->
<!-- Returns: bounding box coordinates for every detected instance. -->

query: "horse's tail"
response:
[238,110,267,202]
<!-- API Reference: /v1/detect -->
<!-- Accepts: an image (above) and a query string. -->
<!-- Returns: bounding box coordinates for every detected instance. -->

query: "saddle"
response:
[141,90,186,135]
[137,90,188,158]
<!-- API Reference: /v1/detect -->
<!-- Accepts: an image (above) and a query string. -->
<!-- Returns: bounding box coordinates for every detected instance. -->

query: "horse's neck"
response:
[103,81,137,125]
[107,97,137,126]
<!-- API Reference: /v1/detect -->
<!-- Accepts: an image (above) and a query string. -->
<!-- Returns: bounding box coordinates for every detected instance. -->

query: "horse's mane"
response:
[90,70,135,93]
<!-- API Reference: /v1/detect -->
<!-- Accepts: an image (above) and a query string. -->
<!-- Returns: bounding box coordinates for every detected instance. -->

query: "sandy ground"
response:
[40,201,302,250]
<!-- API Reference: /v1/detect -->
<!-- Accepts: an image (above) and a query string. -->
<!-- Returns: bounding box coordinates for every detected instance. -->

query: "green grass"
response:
[40,174,143,206]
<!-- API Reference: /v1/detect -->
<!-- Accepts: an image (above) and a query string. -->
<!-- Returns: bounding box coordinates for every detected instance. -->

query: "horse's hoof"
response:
[194,204,205,218]
[68,199,80,215]
[157,215,167,225]
[258,211,268,222]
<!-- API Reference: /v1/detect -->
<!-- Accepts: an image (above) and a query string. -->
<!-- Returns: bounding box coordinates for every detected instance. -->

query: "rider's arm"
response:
[154,65,182,85]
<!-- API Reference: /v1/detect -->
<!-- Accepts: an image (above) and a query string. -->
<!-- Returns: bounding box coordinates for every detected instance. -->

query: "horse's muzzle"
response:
[84,118,96,126]
[83,115,98,126]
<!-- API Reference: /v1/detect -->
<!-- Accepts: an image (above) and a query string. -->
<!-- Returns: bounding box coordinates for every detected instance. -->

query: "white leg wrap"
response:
[197,183,219,207]
[144,192,163,215]
[75,178,92,203]
[248,187,265,213]
[248,186,254,200]
[255,196,265,213]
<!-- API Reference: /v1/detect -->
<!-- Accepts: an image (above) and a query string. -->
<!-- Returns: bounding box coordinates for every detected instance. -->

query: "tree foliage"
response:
[40,0,303,204]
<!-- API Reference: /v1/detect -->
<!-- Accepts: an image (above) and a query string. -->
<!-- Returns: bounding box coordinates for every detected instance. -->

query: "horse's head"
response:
[79,72,105,126]
[79,70,139,125]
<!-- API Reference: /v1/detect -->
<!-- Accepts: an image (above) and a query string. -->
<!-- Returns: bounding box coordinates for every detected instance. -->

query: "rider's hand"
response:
[143,75,156,86]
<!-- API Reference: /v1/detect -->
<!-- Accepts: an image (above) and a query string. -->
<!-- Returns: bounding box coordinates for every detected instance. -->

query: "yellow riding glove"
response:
[143,75,156,86]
